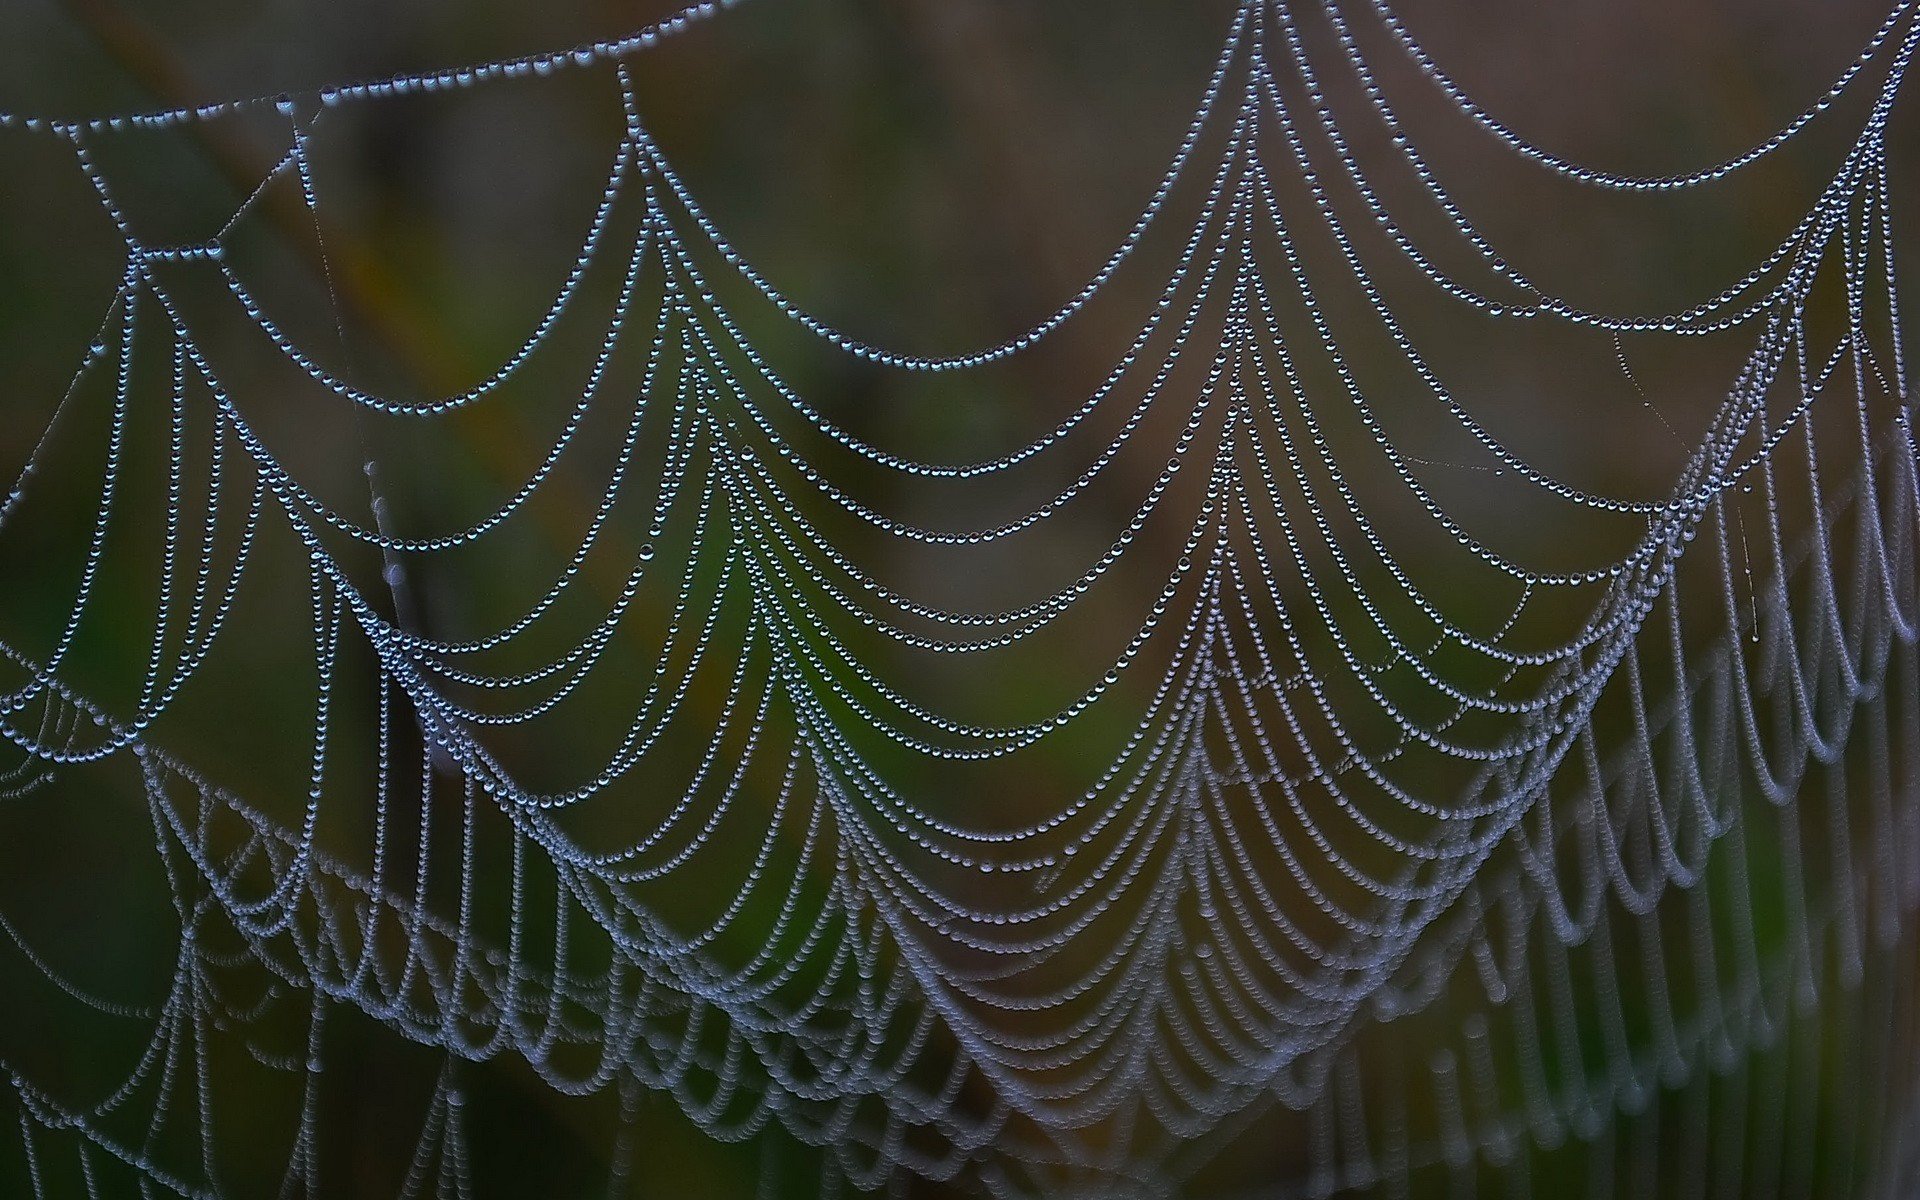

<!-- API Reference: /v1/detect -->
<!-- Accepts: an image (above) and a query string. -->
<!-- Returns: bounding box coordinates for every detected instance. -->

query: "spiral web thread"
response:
[0,0,1917,1195]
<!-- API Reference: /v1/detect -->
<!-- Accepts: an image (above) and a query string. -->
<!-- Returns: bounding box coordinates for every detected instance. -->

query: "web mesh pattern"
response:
[0,1,1916,1196]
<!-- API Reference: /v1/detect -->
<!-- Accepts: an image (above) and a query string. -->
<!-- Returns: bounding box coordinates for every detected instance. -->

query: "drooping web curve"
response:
[0,1,1916,1196]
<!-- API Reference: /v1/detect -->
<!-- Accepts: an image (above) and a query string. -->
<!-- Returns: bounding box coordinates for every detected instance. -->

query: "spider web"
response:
[0,0,1917,1196]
